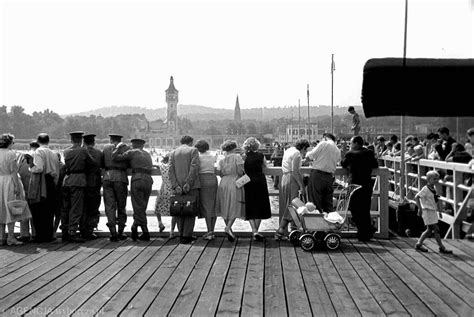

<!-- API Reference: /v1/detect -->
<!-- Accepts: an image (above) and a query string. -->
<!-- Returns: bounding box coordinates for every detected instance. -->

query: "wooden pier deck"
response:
[1,236,473,316]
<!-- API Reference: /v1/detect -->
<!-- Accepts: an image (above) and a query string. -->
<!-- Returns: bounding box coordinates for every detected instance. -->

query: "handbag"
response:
[8,198,27,216]
[170,194,198,217]
[235,174,251,188]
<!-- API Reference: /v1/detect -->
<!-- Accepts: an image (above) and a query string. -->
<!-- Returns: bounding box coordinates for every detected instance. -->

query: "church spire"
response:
[234,95,241,122]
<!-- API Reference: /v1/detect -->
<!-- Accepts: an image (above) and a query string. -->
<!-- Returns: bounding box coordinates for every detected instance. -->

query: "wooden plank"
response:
[312,249,361,316]
[0,242,51,270]
[0,239,110,314]
[264,239,288,317]
[96,239,178,316]
[216,238,251,316]
[350,240,434,316]
[423,239,474,278]
[374,240,458,316]
[168,238,223,316]
[396,238,474,290]
[240,240,265,317]
[0,242,70,281]
[56,240,155,316]
[293,246,336,316]
[446,239,474,258]
[24,240,137,317]
[389,239,474,310]
[342,240,409,316]
[327,245,385,316]
[192,239,235,317]
[72,238,167,316]
[0,242,91,296]
[119,242,192,317]
[279,243,312,316]
[145,239,210,316]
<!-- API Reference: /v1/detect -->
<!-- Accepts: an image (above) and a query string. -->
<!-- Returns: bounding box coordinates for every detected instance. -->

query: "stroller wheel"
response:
[325,233,341,250]
[289,230,301,246]
[299,234,316,251]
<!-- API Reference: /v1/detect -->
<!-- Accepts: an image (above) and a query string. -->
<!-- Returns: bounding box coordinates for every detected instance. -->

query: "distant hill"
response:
[67,104,361,121]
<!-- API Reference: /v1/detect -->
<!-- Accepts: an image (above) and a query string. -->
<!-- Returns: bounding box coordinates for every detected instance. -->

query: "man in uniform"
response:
[102,133,130,241]
[112,138,153,241]
[62,131,95,242]
[81,133,103,240]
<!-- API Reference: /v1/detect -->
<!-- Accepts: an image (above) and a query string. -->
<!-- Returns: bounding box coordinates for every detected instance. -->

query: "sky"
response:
[1,0,473,115]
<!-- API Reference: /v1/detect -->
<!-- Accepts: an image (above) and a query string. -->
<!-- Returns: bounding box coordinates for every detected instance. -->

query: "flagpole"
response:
[331,54,335,135]
[307,84,310,142]
[400,0,408,201]
[298,99,301,138]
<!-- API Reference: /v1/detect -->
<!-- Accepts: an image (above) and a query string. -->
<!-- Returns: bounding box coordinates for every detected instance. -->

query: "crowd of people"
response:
[1,124,472,247]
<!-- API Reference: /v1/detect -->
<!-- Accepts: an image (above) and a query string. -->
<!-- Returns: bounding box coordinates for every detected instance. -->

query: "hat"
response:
[376,136,385,141]
[130,138,146,144]
[69,131,84,137]
[467,128,474,136]
[108,133,123,138]
[83,133,96,143]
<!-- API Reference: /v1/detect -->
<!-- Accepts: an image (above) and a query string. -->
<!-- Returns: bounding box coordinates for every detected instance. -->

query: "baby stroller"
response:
[287,184,361,251]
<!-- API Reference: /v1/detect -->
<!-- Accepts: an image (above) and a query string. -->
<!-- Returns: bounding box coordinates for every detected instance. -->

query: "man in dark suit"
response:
[81,133,103,240]
[112,138,154,241]
[102,133,130,241]
[169,135,200,244]
[341,135,379,241]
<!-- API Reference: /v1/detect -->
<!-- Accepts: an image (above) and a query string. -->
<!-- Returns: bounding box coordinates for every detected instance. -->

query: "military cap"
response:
[130,138,146,144]
[83,133,96,143]
[69,131,84,137]
[108,133,123,138]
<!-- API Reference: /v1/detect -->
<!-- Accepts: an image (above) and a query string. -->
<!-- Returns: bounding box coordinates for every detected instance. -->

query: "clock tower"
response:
[165,76,179,133]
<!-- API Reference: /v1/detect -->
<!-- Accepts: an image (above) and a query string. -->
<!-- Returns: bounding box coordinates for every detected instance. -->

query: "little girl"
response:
[414,170,452,254]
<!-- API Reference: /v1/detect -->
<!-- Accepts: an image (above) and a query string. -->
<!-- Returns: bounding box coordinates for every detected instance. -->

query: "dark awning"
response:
[361,58,474,118]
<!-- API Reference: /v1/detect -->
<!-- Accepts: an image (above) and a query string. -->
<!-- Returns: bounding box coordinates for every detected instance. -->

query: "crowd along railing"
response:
[148,166,390,239]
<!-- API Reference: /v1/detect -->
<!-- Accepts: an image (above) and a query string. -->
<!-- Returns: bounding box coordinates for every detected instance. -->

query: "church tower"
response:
[166,76,179,133]
[234,95,241,122]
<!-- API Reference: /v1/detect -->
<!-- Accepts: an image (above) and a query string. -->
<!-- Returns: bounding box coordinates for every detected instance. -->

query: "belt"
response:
[312,169,333,175]
[66,170,85,175]
[105,167,127,171]
[132,168,152,175]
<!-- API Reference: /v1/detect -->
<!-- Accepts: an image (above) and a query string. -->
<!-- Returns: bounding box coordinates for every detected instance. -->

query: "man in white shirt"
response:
[28,133,60,242]
[305,133,341,213]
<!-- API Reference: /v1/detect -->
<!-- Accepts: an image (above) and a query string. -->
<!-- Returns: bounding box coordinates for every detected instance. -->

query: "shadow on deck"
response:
[0,236,473,316]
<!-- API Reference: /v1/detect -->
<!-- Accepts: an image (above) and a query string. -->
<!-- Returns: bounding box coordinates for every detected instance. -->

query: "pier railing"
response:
[378,156,473,239]
[146,166,391,239]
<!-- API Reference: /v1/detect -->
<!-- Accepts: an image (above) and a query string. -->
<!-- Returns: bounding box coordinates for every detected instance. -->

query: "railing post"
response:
[452,170,463,239]
[378,168,389,239]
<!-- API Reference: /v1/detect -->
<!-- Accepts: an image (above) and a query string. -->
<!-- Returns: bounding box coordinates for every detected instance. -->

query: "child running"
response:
[414,170,453,254]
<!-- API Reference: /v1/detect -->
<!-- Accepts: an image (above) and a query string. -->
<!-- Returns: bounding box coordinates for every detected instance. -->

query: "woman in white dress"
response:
[0,133,32,245]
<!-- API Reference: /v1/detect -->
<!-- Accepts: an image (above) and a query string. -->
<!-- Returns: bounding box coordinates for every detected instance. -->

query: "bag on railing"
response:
[169,194,198,217]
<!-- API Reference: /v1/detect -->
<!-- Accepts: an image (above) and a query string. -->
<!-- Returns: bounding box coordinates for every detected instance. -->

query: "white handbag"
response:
[235,174,251,188]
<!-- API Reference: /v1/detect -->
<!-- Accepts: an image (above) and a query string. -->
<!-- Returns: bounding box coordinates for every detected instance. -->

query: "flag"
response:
[331,56,336,73]
[307,84,309,97]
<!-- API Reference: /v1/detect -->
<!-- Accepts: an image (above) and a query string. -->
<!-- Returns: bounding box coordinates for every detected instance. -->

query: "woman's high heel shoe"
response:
[224,228,235,242]
[159,223,165,232]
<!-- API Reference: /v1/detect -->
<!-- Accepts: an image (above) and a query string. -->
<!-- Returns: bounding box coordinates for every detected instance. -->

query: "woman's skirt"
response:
[199,173,218,218]
[279,173,300,221]
[0,175,32,224]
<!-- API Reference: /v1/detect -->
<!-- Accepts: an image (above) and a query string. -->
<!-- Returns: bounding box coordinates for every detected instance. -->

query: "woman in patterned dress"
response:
[154,154,176,236]
[215,140,245,241]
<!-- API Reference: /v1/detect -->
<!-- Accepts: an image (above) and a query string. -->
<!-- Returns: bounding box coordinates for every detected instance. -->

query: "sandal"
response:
[274,229,288,241]
[158,223,166,232]
[253,233,264,241]
[225,228,235,242]
[439,248,453,254]
[415,244,428,252]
